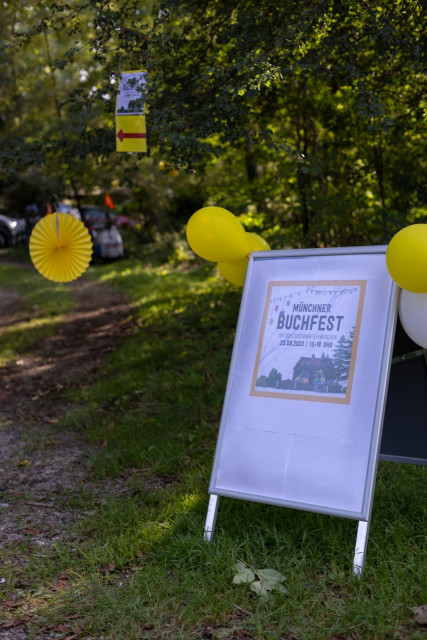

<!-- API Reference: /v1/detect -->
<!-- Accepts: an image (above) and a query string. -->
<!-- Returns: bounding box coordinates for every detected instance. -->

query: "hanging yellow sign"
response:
[116,114,147,152]
[115,70,147,153]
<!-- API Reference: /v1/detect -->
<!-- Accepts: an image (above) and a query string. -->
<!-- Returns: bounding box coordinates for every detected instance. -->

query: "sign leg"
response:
[353,520,370,578]
[204,494,219,542]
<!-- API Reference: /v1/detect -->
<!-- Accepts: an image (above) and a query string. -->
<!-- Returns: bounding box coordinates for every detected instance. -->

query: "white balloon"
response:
[399,289,427,348]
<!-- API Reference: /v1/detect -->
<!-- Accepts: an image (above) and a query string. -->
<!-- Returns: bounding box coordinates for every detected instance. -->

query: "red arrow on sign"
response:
[116,129,147,142]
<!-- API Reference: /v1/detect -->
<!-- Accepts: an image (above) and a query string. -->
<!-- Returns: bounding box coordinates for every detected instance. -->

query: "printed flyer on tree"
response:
[116,71,146,115]
[251,280,366,404]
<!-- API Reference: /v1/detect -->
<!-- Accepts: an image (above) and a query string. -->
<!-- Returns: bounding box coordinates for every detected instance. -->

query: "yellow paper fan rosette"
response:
[30,212,93,283]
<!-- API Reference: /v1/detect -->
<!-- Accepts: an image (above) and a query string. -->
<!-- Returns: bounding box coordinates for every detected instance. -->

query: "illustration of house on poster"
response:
[251,280,366,404]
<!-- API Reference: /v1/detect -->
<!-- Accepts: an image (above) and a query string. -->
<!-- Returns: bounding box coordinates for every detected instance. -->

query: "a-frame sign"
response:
[204,246,399,576]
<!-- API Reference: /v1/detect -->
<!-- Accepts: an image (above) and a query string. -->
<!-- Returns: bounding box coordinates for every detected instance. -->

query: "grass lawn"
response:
[0,243,425,639]
[0,248,74,365]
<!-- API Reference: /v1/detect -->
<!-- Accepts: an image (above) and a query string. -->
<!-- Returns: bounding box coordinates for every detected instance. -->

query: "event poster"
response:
[116,71,146,115]
[251,280,366,404]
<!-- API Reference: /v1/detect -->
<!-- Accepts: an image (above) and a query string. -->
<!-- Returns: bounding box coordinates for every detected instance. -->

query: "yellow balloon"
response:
[218,232,270,286]
[218,258,247,286]
[246,232,271,252]
[386,224,427,292]
[186,206,249,262]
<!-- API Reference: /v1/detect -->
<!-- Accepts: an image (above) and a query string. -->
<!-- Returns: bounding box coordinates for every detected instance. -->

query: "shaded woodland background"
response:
[0,0,426,250]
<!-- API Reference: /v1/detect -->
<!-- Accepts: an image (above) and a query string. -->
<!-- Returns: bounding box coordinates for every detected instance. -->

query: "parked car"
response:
[80,205,131,261]
[0,213,27,248]
[80,205,136,231]
[56,203,81,220]
[23,202,81,230]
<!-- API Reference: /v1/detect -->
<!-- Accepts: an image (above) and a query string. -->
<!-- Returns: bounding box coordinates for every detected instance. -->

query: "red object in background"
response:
[104,194,115,210]
[46,202,52,215]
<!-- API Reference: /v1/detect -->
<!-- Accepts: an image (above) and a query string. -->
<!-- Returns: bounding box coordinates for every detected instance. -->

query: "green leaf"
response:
[256,568,286,584]
[250,580,269,596]
[273,583,288,594]
[232,561,256,584]
[250,579,288,598]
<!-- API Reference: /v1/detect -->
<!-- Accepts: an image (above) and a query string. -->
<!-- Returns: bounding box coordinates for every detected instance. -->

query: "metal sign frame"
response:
[204,246,399,576]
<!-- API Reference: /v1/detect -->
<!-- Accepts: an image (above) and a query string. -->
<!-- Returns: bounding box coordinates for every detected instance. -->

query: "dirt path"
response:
[0,276,136,638]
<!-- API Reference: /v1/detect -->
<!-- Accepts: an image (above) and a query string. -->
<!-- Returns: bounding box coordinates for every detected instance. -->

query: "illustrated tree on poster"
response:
[256,367,282,389]
[267,368,282,388]
[332,328,355,383]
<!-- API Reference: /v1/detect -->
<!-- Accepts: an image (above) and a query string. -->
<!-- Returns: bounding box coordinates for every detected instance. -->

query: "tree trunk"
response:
[373,136,387,239]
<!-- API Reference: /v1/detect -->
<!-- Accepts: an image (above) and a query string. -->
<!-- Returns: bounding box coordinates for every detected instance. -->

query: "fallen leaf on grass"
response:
[3,602,22,611]
[413,605,427,624]
[213,628,235,639]
[59,571,71,580]
[45,623,69,632]
[0,619,26,630]
[232,561,255,584]
[43,623,85,640]
[25,501,54,508]
[250,580,287,596]
[51,580,70,591]
[99,563,117,573]
[256,568,287,583]
[22,528,43,535]
[51,571,72,591]
[140,623,157,639]
[233,561,287,599]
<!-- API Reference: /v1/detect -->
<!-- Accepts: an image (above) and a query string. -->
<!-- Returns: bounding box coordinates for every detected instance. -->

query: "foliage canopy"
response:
[0,0,426,246]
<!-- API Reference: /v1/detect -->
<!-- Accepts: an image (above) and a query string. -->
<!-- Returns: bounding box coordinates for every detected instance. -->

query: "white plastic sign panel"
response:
[209,247,398,521]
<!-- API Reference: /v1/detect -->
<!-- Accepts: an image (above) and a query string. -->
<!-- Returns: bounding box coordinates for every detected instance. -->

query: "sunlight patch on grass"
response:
[0,315,65,336]
[0,316,66,365]
[0,265,73,313]
[0,262,74,365]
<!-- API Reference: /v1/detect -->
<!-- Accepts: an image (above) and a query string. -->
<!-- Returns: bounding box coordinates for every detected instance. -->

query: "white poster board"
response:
[207,247,398,532]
